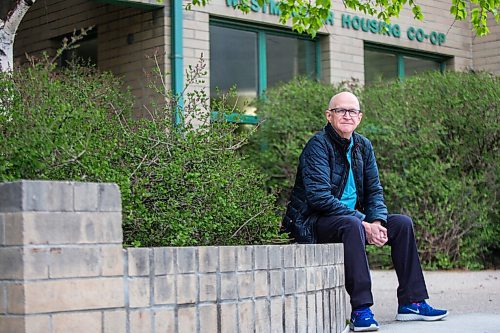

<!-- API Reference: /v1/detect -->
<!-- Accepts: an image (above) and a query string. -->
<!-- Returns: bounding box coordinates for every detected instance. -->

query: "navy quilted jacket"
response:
[282,123,388,243]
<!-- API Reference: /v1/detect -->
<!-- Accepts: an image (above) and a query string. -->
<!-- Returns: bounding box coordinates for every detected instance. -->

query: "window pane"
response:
[405,56,440,77]
[266,35,316,88]
[364,49,398,84]
[210,25,258,97]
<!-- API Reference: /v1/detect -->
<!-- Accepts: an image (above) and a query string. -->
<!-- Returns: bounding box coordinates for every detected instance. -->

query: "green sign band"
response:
[225,0,282,15]
[342,14,401,38]
[226,0,334,25]
[340,14,445,46]
[224,4,445,46]
[407,26,446,45]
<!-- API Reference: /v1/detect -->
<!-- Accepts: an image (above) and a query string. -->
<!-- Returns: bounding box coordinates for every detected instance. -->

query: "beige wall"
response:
[14,0,169,117]
[182,4,211,126]
[473,15,500,75]
[0,180,348,333]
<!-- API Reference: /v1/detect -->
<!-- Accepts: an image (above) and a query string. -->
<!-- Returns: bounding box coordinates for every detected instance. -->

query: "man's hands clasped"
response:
[362,221,388,247]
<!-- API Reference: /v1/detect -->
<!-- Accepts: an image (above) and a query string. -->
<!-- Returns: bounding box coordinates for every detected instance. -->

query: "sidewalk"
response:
[346,270,500,333]
[379,313,500,332]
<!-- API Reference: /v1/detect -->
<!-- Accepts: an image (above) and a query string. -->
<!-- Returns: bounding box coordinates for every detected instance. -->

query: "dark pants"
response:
[316,214,429,309]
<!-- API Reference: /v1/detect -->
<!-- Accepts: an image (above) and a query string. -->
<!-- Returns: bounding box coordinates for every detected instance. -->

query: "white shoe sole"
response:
[395,312,448,321]
[349,323,379,331]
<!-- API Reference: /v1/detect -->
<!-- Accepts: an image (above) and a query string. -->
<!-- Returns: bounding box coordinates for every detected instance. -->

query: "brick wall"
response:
[14,0,169,117]
[182,6,210,127]
[0,181,347,333]
[0,181,124,333]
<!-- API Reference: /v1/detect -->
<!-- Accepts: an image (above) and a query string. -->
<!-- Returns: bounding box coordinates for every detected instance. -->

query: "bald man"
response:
[283,92,447,332]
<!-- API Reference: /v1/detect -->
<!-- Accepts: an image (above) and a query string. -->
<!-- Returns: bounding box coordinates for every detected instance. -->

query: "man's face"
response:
[325,92,363,139]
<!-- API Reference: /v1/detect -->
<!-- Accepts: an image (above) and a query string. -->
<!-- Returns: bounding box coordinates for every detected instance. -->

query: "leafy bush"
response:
[247,72,499,269]
[360,71,499,269]
[0,58,284,247]
[121,61,284,246]
[0,63,130,184]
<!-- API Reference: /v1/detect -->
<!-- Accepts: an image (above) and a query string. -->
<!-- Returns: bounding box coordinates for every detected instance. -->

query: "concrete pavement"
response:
[345,270,500,333]
[378,313,500,332]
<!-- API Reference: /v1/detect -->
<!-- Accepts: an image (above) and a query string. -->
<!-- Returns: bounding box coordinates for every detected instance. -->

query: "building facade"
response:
[14,0,500,117]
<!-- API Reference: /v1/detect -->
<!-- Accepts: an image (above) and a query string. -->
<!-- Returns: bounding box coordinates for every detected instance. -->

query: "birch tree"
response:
[0,0,36,72]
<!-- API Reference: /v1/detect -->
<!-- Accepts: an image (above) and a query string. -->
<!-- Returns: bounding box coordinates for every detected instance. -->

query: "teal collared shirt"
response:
[340,139,357,210]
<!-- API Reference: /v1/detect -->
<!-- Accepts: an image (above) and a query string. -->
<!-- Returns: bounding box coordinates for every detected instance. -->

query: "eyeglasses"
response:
[328,108,362,117]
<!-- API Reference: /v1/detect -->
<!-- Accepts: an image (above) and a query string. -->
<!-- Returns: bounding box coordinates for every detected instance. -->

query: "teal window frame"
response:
[364,42,450,83]
[210,18,321,125]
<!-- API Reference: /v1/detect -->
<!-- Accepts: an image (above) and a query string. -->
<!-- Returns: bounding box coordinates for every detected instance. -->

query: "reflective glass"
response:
[364,49,398,84]
[210,25,258,98]
[405,56,440,77]
[266,34,316,88]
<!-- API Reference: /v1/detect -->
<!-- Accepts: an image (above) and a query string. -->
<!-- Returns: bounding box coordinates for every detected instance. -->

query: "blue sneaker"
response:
[396,300,448,321]
[350,307,379,332]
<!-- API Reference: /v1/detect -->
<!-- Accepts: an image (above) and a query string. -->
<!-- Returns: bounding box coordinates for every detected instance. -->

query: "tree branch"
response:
[4,0,36,37]
[231,210,265,238]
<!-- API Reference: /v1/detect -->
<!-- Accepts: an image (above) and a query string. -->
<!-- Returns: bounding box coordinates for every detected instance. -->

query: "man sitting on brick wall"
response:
[282,91,448,332]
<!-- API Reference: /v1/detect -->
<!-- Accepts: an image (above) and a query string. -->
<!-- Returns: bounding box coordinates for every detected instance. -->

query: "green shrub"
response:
[247,72,499,269]
[360,71,499,269]
[121,64,284,246]
[0,59,284,247]
[0,63,130,184]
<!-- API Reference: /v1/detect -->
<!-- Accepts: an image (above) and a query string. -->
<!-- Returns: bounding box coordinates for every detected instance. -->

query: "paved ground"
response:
[344,270,500,333]
[376,314,500,333]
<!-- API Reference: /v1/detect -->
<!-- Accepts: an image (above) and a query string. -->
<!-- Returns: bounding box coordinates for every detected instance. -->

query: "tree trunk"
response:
[0,0,36,72]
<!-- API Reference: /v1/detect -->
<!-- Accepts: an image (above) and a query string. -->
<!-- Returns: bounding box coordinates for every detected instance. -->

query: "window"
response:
[364,43,448,85]
[210,19,320,124]
[404,56,440,77]
[266,34,317,89]
[365,49,398,82]
[56,29,98,68]
[210,25,258,98]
